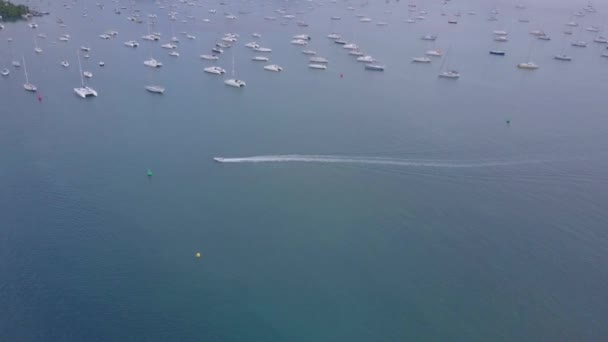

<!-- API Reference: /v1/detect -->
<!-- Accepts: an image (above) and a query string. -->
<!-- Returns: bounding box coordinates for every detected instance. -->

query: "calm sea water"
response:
[1,0,608,340]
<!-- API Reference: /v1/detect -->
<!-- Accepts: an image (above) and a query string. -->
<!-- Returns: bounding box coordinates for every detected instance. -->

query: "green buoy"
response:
[147,169,153,177]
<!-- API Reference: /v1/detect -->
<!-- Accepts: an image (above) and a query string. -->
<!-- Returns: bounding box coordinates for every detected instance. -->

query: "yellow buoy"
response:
[195,252,201,258]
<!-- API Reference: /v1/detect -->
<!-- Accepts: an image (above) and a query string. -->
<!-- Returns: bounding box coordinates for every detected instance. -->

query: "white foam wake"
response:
[213,155,541,168]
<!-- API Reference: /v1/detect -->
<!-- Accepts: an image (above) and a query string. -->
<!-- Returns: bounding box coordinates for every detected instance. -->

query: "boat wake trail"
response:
[214,155,545,168]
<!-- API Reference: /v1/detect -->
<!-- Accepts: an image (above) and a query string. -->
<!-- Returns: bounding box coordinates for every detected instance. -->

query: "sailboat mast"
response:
[439,47,450,72]
[22,55,29,83]
[77,50,85,86]
[232,54,235,77]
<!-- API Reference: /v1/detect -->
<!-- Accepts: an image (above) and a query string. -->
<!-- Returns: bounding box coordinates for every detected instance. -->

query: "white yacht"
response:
[145,85,165,94]
[245,42,259,48]
[348,50,364,56]
[263,64,283,72]
[34,47,43,54]
[254,47,272,53]
[99,34,111,39]
[74,51,97,98]
[22,56,37,92]
[343,43,359,50]
[142,34,160,41]
[187,35,196,40]
[554,54,572,61]
[61,60,69,67]
[293,34,311,41]
[161,43,177,49]
[83,71,93,78]
[308,64,327,70]
[493,30,508,35]
[59,36,70,42]
[124,40,139,47]
[356,55,375,63]
[571,41,587,47]
[224,55,245,88]
[412,57,431,63]
[421,34,437,41]
[302,50,316,55]
[204,66,226,75]
[291,39,308,46]
[439,70,460,79]
[517,62,539,69]
[327,33,341,40]
[426,50,443,57]
[359,17,372,22]
[593,37,608,44]
[80,46,91,52]
[212,47,224,54]
[200,54,219,60]
[495,36,508,42]
[12,60,20,68]
[252,56,269,61]
[309,57,328,64]
[252,33,262,38]
[169,51,180,57]
[1,68,9,76]
[144,58,163,68]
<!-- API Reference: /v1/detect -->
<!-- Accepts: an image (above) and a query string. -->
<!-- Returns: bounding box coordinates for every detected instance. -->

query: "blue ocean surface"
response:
[1,0,608,340]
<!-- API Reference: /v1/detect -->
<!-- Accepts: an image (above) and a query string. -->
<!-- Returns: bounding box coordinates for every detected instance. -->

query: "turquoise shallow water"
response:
[1,0,608,341]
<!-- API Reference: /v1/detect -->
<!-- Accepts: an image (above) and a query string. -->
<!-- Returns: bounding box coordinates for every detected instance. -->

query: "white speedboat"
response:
[61,60,69,67]
[252,33,262,38]
[244,42,259,48]
[291,39,308,46]
[493,30,508,35]
[59,36,70,42]
[145,85,165,94]
[327,33,341,39]
[161,43,177,49]
[554,54,572,61]
[124,40,139,47]
[34,47,43,54]
[517,62,539,69]
[495,36,508,42]
[99,61,105,67]
[83,71,93,78]
[254,47,272,52]
[593,37,608,44]
[421,34,437,41]
[571,41,587,47]
[426,50,442,57]
[263,64,283,72]
[348,50,364,56]
[204,66,226,74]
[169,51,180,57]
[356,55,375,63]
[212,47,224,54]
[309,57,328,63]
[308,64,327,70]
[343,43,359,50]
[224,79,246,87]
[412,57,431,63]
[252,56,269,61]
[302,50,316,55]
[80,46,91,52]
[439,70,460,78]
[99,34,111,39]
[200,54,219,60]
[144,58,162,67]
[187,35,196,40]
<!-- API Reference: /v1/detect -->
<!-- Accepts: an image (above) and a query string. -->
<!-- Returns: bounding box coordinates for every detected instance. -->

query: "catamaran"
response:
[74,50,97,98]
